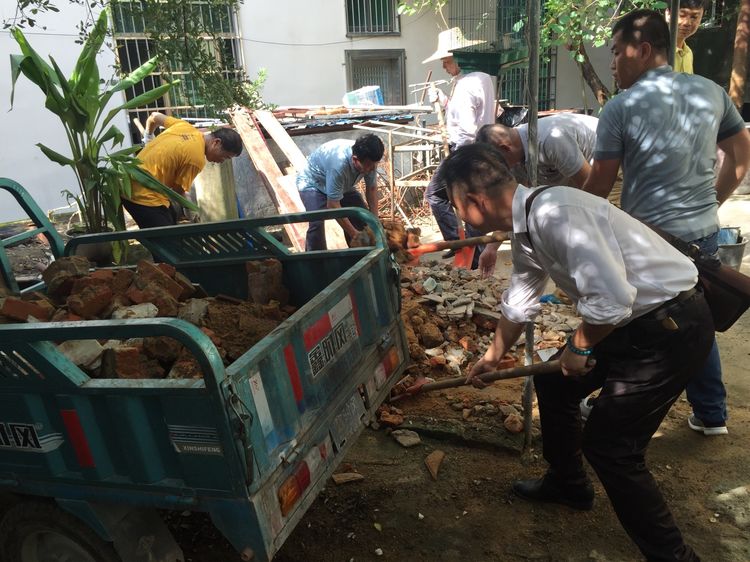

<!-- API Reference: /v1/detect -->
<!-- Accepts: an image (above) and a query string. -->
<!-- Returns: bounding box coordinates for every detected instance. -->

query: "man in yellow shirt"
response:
[124,112,243,228]
[666,0,705,74]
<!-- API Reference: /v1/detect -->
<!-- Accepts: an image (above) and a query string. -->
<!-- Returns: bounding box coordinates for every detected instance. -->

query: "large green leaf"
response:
[11,27,59,88]
[36,143,75,166]
[101,56,158,107]
[48,57,89,132]
[11,55,52,108]
[101,81,177,131]
[108,145,142,159]
[71,11,107,89]
[9,54,25,107]
[98,125,125,147]
[124,163,199,211]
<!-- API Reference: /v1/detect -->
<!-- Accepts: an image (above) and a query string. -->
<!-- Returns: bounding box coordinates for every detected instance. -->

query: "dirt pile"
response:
[380,220,421,263]
[387,259,582,434]
[0,256,295,379]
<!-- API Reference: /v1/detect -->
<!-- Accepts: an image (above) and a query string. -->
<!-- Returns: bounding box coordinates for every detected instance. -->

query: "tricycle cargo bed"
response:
[0,202,408,561]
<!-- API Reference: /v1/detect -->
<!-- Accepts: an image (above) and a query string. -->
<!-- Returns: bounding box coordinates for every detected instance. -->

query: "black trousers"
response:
[299,189,367,251]
[534,290,713,562]
[425,164,483,268]
[123,199,177,229]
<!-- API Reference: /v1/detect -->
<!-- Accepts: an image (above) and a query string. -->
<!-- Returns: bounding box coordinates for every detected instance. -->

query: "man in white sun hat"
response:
[424,27,496,266]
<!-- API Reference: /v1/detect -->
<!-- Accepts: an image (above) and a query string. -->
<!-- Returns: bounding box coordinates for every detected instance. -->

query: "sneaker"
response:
[688,414,728,436]
[441,249,457,259]
[579,396,596,422]
[512,475,594,511]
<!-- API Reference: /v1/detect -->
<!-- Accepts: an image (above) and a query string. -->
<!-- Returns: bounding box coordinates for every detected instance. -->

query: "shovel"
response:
[406,231,509,266]
[390,360,561,402]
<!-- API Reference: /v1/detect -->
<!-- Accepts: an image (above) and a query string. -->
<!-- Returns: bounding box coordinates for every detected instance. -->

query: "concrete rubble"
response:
[0,256,295,380]
[386,257,581,438]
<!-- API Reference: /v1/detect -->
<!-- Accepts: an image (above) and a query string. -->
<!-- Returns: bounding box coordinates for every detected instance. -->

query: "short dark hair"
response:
[352,134,385,162]
[440,143,515,202]
[211,128,244,156]
[679,0,706,9]
[613,9,670,55]
[475,123,513,146]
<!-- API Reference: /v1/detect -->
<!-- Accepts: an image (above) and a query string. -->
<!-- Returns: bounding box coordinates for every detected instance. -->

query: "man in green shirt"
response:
[666,0,705,73]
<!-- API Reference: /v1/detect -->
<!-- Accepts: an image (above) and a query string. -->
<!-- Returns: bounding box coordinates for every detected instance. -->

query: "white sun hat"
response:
[422,27,487,64]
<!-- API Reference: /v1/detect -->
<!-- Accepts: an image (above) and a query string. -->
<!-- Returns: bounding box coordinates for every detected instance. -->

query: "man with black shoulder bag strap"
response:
[583,9,750,436]
[649,225,750,332]
[443,144,713,562]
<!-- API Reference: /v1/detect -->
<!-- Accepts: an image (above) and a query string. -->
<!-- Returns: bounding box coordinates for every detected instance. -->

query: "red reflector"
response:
[384,346,400,377]
[60,410,95,468]
[294,462,311,490]
[278,461,311,517]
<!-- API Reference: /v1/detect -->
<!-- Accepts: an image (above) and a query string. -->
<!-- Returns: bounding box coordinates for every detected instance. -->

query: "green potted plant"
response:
[9,10,198,244]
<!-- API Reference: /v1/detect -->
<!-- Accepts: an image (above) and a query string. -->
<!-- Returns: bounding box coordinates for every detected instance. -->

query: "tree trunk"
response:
[730,0,750,108]
[574,42,611,107]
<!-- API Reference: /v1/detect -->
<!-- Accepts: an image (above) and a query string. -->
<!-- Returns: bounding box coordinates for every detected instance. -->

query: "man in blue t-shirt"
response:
[297,134,384,251]
[584,9,750,436]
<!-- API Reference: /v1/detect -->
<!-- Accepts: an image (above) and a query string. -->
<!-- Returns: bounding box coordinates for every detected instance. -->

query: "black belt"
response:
[639,287,698,321]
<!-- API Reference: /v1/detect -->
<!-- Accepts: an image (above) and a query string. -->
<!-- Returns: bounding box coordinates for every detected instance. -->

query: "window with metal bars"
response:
[346,0,400,36]
[111,0,244,142]
[345,50,406,105]
[495,0,557,109]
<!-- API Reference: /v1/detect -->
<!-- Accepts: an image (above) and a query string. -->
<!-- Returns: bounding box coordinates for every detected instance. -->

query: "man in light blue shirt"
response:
[584,9,750,436]
[297,134,384,250]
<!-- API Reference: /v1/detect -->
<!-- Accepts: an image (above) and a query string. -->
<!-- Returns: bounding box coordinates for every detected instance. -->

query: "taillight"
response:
[383,346,400,377]
[278,461,311,516]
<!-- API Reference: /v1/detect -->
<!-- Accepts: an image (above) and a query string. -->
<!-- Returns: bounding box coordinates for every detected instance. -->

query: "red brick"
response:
[112,269,135,293]
[1,297,52,321]
[67,284,113,319]
[70,276,111,295]
[497,355,517,370]
[51,309,83,322]
[168,351,203,379]
[101,346,165,379]
[142,283,178,316]
[458,336,478,353]
[429,355,447,367]
[41,256,90,285]
[143,336,183,364]
[46,276,77,300]
[90,269,115,281]
[173,271,196,300]
[157,263,176,278]
[135,260,183,300]
[125,286,146,304]
[200,327,222,347]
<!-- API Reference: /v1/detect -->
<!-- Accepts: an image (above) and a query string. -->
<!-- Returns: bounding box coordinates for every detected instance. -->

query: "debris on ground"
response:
[391,429,421,448]
[424,450,446,480]
[387,258,581,439]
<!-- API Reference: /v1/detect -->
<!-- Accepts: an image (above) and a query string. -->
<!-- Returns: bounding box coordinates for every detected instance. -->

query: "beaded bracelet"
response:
[566,335,593,356]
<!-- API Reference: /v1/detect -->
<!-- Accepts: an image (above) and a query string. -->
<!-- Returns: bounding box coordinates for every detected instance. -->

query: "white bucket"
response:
[718,235,747,271]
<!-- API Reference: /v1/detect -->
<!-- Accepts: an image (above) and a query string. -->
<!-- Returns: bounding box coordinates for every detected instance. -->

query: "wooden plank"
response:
[254,110,348,250]
[254,110,308,172]
[228,107,306,252]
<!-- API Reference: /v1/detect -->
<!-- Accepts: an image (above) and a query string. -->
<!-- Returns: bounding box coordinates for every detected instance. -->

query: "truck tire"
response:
[0,500,122,562]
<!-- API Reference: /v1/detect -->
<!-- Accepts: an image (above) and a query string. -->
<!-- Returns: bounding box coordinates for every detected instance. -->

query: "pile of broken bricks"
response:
[0,256,294,379]
[381,259,582,434]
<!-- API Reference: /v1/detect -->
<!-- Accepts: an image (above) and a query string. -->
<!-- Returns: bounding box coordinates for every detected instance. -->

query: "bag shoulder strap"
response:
[523,185,556,251]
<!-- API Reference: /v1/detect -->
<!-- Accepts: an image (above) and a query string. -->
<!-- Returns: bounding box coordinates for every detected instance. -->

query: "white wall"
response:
[238,3,445,106]
[0,3,130,223]
[554,44,614,112]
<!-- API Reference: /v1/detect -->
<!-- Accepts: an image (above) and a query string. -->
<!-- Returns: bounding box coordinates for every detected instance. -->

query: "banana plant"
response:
[9,10,198,235]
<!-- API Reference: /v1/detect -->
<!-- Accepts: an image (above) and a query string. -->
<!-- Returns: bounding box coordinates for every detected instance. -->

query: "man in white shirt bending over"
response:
[475,113,598,275]
[423,27,496,263]
[443,143,711,562]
